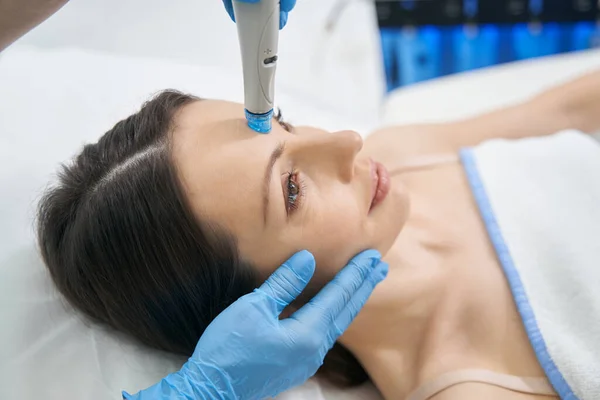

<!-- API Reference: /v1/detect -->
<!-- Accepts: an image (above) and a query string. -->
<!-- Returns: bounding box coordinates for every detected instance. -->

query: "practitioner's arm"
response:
[0,0,69,52]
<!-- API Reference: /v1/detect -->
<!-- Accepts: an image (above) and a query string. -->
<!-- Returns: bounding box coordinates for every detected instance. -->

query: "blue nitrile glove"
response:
[223,0,297,29]
[123,249,388,400]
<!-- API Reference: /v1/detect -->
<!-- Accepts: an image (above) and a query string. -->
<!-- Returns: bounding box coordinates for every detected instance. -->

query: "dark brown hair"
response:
[37,90,368,387]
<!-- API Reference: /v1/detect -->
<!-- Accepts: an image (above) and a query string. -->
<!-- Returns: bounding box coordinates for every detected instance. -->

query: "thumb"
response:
[280,0,297,12]
[223,0,235,21]
[255,250,316,315]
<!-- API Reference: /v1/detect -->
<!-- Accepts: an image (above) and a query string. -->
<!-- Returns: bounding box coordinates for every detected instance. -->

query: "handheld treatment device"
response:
[233,0,280,133]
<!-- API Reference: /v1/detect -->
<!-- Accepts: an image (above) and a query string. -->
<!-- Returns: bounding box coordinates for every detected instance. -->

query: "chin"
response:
[392,180,411,225]
[376,182,410,256]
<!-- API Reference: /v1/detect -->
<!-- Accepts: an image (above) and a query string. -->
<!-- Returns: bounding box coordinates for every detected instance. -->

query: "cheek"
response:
[299,203,367,281]
[306,180,410,281]
[253,180,410,286]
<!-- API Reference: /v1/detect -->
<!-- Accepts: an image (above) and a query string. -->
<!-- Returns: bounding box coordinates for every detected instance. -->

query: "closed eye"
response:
[275,108,294,133]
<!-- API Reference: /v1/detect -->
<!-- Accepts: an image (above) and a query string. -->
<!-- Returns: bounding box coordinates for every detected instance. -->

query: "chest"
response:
[389,162,497,272]
[385,161,545,376]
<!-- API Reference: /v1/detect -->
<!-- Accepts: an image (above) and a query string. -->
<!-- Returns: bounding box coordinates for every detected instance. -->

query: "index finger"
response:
[255,250,316,315]
[333,261,388,333]
[290,249,381,327]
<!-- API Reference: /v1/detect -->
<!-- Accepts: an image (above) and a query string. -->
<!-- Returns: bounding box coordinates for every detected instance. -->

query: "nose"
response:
[291,130,363,182]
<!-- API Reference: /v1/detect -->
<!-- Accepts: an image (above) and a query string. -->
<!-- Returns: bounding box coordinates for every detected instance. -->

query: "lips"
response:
[369,159,391,213]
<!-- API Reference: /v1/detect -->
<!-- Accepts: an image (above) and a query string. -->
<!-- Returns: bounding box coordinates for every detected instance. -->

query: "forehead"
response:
[174,99,247,144]
[171,99,278,249]
[172,99,289,150]
[172,98,280,163]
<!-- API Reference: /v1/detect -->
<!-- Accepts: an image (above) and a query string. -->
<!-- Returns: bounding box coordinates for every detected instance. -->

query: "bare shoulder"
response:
[364,69,600,165]
[362,123,459,165]
[364,98,573,164]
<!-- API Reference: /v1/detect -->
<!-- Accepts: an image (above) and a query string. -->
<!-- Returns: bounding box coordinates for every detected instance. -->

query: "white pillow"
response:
[0,45,381,400]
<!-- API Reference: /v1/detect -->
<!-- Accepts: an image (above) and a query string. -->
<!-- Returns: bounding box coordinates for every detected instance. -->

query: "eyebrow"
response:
[263,142,286,227]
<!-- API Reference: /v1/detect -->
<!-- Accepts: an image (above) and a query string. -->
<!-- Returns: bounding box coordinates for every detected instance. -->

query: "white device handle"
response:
[233,0,280,115]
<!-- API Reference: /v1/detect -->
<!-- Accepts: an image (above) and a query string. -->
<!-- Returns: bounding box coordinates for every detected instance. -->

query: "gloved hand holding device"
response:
[224,0,297,133]
[123,249,388,400]
[223,0,297,29]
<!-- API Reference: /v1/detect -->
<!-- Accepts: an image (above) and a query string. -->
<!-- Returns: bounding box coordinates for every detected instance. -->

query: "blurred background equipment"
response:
[371,0,600,90]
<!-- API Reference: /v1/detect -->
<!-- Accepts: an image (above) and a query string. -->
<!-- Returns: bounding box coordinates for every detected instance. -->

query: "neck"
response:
[338,240,453,399]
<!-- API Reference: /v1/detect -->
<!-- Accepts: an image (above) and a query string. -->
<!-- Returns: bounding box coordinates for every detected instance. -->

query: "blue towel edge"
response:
[459,148,578,400]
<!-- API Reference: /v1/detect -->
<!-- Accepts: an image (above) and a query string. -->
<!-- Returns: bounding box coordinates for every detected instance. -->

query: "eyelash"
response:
[284,169,305,215]
[275,109,301,213]
[275,109,294,132]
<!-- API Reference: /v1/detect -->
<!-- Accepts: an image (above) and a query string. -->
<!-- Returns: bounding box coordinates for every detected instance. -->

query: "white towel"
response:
[460,130,600,400]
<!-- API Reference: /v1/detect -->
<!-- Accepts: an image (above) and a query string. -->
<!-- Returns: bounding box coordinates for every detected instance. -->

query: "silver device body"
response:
[233,0,280,117]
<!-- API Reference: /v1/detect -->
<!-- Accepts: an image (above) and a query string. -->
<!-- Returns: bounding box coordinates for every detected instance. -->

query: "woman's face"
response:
[172,100,409,283]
